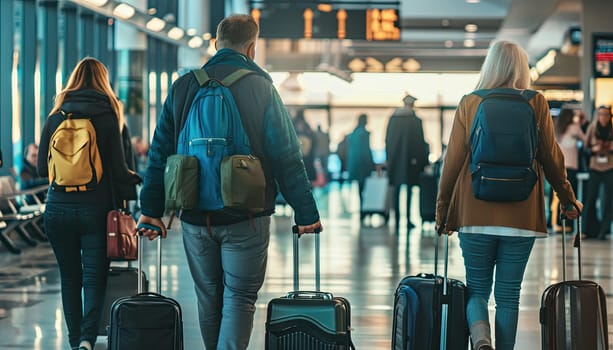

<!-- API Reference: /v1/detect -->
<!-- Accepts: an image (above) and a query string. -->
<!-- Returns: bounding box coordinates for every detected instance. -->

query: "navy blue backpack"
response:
[469,88,539,202]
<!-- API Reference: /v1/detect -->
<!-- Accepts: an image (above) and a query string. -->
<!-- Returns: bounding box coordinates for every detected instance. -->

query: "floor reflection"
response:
[0,184,611,349]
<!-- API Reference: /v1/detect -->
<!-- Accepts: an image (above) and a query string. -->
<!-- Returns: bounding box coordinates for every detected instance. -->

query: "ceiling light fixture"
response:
[84,0,108,6]
[465,24,478,32]
[148,8,157,15]
[202,33,212,40]
[188,36,204,48]
[167,27,185,40]
[146,17,166,32]
[186,28,198,36]
[466,0,480,3]
[441,19,450,27]
[113,3,136,19]
[444,40,453,48]
[464,39,475,48]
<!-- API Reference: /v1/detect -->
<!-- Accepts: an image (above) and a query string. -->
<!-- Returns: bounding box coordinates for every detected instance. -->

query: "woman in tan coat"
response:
[435,41,581,350]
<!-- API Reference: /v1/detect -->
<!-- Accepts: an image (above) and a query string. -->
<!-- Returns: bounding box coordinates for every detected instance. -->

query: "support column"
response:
[0,0,14,175]
[178,0,207,70]
[40,1,59,127]
[21,0,37,146]
[62,3,78,83]
[80,10,95,57]
[95,15,110,63]
[581,0,613,116]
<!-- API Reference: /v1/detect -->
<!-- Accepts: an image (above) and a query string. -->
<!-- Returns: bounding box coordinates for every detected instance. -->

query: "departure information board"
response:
[250,5,400,41]
[594,34,613,77]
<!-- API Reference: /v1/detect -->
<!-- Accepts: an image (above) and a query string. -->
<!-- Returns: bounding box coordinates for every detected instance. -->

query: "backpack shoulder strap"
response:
[192,69,210,86]
[520,89,538,101]
[471,89,489,98]
[221,69,254,87]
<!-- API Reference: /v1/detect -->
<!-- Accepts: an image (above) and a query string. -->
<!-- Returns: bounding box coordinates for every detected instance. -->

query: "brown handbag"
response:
[106,209,137,261]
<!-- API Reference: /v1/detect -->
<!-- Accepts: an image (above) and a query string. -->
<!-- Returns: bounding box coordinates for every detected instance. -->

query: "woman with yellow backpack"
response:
[37,58,141,350]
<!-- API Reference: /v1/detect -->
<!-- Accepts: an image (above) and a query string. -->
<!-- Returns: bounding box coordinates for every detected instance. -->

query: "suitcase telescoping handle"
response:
[292,226,322,293]
[562,203,582,282]
[434,234,450,350]
[136,224,163,294]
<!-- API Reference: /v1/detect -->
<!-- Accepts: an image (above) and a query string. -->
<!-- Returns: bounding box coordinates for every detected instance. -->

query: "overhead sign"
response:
[250,6,400,41]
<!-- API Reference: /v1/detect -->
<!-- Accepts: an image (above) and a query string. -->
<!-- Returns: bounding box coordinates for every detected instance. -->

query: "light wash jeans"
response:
[182,216,271,350]
[458,233,535,350]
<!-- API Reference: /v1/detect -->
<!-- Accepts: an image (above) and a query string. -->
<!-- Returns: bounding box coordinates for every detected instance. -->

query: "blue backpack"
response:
[177,68,264,211]
[469,88,539,202]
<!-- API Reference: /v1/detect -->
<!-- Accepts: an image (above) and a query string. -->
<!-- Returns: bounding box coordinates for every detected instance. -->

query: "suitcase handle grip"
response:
[132,292,166,298]
[286,291,333,300]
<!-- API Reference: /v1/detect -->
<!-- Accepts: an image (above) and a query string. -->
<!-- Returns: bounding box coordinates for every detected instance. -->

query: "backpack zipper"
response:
[189,137,226,156]
[481,176,523,182]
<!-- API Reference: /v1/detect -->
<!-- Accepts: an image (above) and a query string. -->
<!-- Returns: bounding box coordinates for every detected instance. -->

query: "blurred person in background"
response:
[551,108,585,232]
[346,113,375,209]
[313,124,330,182]
[385,93,429,231]
[293,109,317,182]
[583,105,613,239]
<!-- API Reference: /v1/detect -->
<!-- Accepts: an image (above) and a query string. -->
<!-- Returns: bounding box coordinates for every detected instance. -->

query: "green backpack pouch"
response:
[164,154,199,211]
[221,154,266,213]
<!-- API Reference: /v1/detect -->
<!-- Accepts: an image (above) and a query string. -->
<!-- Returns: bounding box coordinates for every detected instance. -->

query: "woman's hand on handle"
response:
[561,200,583,220]
[136,215,167,240]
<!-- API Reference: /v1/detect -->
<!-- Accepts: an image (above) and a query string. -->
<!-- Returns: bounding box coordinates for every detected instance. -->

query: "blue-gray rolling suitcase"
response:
[266,228,355,349]
[108,234,183,350]
[540,217,608,350]
[392,234,469,350]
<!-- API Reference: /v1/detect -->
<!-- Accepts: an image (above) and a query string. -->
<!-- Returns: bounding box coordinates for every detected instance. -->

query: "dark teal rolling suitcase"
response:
[266,228,355,349]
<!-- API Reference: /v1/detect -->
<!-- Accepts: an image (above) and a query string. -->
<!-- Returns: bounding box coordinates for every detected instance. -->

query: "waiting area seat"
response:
[0,176,48,254]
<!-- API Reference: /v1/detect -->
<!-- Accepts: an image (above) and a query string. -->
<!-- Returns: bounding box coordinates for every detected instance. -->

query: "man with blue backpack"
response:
[137,14,322,350]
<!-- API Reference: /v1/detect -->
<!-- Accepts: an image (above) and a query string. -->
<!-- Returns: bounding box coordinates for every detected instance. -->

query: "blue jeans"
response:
[458,233,535,350]
[44,202,110,348]
[182,217,271,350]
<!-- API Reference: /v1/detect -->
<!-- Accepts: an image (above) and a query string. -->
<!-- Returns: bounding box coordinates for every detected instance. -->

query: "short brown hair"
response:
[216,14,259,50]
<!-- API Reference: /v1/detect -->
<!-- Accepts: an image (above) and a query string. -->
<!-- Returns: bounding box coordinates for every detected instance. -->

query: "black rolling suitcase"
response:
[266,227,355,349]
[108,234,183,350]
[98,265,148,335]
[540,215,608,350]
[392,234,468,350]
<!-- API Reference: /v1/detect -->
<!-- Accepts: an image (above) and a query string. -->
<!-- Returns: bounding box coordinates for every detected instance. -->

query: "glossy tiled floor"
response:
[0,183,612,349]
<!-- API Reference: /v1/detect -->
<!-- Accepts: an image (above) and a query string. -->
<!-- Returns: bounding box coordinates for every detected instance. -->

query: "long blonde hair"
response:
[50,57,124,131]
[475,41,531,90]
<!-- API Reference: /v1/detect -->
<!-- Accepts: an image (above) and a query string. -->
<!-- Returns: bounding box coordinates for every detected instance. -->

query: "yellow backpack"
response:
[48,110,103,192]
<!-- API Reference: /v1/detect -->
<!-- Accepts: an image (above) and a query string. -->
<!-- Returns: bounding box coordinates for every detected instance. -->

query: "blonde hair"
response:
[50,57,124,131]
[475,41,531,90]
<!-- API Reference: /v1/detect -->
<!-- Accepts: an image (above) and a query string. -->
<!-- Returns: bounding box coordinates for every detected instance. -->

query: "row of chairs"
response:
[0,176,48,254]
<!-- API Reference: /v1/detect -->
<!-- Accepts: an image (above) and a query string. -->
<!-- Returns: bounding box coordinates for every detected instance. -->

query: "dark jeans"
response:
[44,202,110,348]
[583,169,613,238]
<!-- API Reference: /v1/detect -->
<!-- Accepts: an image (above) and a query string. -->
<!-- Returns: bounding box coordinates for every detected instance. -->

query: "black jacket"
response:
[385,108,429,186]
[38,89,138,206]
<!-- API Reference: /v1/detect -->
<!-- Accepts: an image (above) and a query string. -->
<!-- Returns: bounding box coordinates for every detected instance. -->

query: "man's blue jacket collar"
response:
[204,48,273,82]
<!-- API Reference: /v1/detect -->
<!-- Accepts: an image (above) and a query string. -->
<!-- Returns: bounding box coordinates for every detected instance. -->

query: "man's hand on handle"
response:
[136,215,167,240]
[295,220,323,236]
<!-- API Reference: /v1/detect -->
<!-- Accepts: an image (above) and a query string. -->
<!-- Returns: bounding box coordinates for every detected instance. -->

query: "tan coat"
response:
[436,91,577,234]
